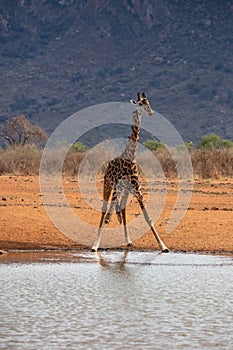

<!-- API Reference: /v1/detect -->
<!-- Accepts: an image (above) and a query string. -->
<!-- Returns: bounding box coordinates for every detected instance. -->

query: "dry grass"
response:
[0,145,41,175]
[0,145,233,179]
[190,148,233,179]
[63,151,85,176]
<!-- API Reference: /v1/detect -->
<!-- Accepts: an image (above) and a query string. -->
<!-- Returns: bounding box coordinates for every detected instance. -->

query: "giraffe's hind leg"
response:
[121,195,132,246]
[103,186,119,224]
[116,196,123,224]
[92,189,129,250]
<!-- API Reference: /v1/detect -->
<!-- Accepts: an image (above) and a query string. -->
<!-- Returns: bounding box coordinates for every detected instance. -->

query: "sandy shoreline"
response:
[0,175,233,255]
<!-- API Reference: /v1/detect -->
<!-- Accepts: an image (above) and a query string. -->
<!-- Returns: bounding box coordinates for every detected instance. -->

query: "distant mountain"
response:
[0,0,232,144]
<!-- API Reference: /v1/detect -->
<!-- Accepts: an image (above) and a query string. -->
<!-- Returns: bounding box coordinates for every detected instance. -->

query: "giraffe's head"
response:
[130,92,154,116]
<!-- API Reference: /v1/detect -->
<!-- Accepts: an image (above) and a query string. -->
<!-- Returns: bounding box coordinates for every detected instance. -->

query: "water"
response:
[0,251,233,350]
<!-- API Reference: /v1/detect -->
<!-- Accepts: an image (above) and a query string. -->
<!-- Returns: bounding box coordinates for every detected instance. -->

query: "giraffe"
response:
[91,93,169,253]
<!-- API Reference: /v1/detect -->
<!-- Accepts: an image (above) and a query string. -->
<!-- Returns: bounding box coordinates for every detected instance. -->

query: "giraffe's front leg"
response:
[92,184,111,252]
[142,206,169,253]
[92,188,117,252]
[91,211,107,252]
[135,188,169,253]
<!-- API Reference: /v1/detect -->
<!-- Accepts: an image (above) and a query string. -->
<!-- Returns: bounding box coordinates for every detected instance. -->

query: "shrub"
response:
[0,136,233,179]
[143,139,165,151]
[200,134,222,149]
[63,151,86,176]
[222,139,233,148]
[70,142,89,153]
[200,133,233,150]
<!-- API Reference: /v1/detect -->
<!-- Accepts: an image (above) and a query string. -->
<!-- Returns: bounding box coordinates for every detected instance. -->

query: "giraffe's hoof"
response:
[91,247,98,253]
[162,248,169,253]
[126,242,133,250]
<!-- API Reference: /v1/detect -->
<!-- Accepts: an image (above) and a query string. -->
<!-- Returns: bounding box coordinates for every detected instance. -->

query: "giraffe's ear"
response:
[130,99,137,105]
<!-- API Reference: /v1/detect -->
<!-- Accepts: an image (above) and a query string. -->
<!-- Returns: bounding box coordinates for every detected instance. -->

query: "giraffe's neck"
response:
[121,110,141,162]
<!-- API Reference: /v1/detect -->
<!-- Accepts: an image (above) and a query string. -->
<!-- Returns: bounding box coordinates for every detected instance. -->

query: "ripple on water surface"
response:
[0,251,233,350]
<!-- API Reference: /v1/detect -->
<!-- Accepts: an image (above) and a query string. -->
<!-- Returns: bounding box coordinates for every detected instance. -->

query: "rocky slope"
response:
[0,0,232,144]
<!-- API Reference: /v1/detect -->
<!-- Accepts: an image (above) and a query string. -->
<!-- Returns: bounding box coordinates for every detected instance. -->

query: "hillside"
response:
[0,0,233,144]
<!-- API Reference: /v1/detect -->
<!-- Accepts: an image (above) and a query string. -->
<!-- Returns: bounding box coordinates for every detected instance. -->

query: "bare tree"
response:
[0,115,47,148]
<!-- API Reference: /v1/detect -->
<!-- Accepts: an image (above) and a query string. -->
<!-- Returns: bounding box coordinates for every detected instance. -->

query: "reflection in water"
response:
[0,252,233,350]
[96,250,128,270]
